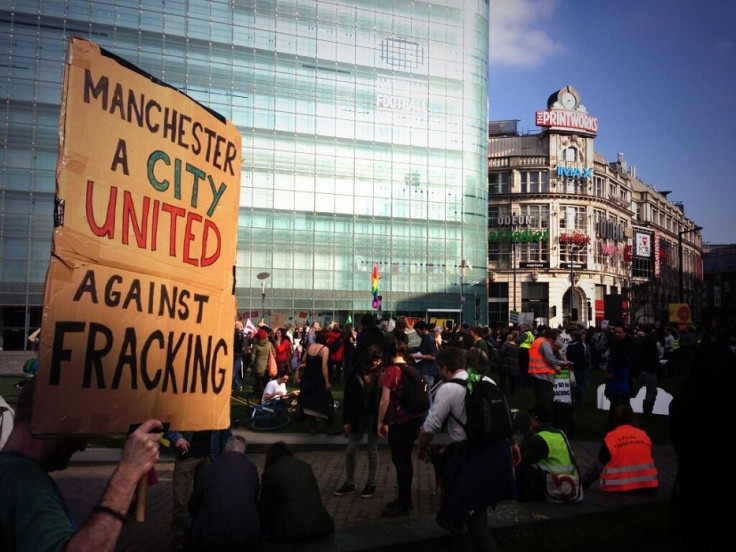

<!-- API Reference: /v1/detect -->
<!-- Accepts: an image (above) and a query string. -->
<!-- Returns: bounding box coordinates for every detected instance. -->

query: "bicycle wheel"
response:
[250,410,291,431]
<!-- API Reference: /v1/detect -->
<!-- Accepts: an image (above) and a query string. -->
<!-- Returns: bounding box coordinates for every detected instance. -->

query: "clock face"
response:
[561,91,576,109]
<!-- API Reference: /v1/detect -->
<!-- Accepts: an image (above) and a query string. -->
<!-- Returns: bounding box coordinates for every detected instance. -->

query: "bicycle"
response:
[243,395,294,431]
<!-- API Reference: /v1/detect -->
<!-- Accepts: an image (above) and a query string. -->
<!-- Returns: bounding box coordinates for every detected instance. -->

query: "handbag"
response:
[268,349,278,378]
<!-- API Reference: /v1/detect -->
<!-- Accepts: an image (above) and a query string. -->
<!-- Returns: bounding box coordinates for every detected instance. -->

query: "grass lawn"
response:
[1,364,678,445]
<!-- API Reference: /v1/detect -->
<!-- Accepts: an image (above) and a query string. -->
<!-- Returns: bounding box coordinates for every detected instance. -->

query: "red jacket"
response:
[326,330,344,362]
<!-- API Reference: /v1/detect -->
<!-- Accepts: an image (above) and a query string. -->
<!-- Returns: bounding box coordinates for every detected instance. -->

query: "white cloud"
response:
[490,0,565,67]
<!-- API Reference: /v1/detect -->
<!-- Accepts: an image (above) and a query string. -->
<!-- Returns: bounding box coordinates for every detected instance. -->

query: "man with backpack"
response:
[409,321,439,404]
[417,347,519,550]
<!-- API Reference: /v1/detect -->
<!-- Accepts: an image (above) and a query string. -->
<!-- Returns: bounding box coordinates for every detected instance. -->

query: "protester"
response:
[528,328,571,412]
[355,313,384,359]
[603,325,632,430]
[565,329,590,411]
[0,377,161,551]
[165,427,232,551]
[630,328,660,417]
[259,441,334,543]
[273,327,293,375]
[185,435,260,551]
[669,328,731,550]
[250,328,274,400]
[581,404,658,492]
[515,323,535,387]
[261,368,292,403]
[233,320,246,392]
[410,321,439,404]
[417,346,518,550]
[297,328,336,434]
[377,334,424,517]
[333,345,382,499]
[515,404,583,503]
[498,331,520,396]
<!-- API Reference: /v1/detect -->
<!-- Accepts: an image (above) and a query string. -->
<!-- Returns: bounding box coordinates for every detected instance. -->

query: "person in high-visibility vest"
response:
[528,328,571,413]
[515,324,535,387]
[515,404,583,503]
[581,404,658,491]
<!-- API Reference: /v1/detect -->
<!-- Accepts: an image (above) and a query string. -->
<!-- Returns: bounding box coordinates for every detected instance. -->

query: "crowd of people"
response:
[2,313,729,551]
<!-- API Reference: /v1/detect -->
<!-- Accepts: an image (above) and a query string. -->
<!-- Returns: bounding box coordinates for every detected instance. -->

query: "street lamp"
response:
[678,225,702,303]
[256,272,270,323]
[568,242,586,323]
[470,280,483,325]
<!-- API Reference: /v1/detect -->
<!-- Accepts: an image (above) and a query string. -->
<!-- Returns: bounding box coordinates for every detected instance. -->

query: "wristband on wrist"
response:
[92,504,128,523]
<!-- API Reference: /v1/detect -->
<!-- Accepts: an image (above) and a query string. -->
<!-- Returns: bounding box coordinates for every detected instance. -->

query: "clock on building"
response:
[547,85,581,110]
[560,91,576,109]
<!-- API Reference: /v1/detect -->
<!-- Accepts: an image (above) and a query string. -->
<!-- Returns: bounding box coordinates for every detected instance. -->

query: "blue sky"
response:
[488,0,736,244]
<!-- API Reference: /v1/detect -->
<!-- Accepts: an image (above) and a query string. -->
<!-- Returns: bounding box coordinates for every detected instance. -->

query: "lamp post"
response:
[459,259,467,325]
[471,280,483,325]
[678,225,703,303]
[568,241,587,324]
[512,238,517,315]
[257,272,270,323]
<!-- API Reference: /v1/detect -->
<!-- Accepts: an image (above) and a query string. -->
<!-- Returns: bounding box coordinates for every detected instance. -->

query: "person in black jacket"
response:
[333,345,383,498]
[259,442,334,543]
[355,313,384,359]
[185,435,260,551]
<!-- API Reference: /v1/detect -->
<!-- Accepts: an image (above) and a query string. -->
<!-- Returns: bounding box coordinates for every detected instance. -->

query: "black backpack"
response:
[398,363,430,415]
[448,378,515,443]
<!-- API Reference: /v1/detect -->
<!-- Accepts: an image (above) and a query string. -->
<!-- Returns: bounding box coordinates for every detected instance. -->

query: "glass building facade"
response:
[0,0,490,349]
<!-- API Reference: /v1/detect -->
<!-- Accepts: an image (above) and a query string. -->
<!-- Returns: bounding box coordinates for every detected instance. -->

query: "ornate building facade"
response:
[487,86,703,328]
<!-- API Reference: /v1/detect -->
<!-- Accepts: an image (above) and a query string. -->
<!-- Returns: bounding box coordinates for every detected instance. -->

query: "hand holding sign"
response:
[121,420,164,522]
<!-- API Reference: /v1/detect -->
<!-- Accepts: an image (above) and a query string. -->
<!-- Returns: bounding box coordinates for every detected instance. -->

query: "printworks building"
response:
[487,85,703,328]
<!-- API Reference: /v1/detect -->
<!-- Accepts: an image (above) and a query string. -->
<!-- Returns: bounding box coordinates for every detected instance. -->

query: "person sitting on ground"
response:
[581,404,658,492]
[0,377,162,551]
[258,441,334,543]
[185,435,260,551]
[515,404,583,503]
[261,368,296,404]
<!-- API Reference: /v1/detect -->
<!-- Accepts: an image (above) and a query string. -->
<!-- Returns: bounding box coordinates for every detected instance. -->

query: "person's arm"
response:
[64,420,162,552]
[416,427,435,461]
[377,385,391,438]
[541,342,565,371]
[597,440,612,465]
[518,433,549,466]
[321,346,331,391]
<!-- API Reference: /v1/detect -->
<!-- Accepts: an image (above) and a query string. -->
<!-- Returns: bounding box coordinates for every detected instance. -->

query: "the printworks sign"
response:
[34,38,241,435]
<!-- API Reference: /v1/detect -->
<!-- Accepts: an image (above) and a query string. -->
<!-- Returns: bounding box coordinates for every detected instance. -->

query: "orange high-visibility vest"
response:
[528,337,555,376]
[600,424,658,492]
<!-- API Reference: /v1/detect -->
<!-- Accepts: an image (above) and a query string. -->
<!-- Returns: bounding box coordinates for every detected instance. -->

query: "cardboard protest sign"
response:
[33,37,241,435]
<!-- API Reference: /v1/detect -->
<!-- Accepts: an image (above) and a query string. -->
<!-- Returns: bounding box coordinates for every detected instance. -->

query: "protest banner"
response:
[33,37,241,435]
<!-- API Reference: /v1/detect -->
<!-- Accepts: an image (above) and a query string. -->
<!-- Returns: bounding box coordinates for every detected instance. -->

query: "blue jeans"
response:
[232,356,243,390]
